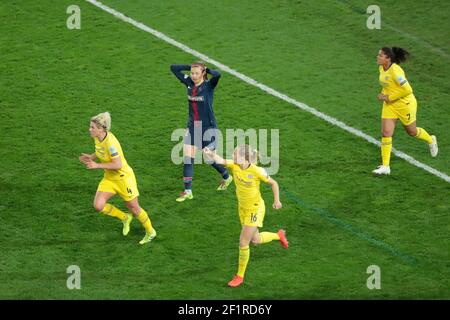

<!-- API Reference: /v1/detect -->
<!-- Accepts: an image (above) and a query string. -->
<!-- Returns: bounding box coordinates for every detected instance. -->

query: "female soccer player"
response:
[203,145,288,287]
[79,112,156,245]
[373,47,438,175]
[171,62,233,202]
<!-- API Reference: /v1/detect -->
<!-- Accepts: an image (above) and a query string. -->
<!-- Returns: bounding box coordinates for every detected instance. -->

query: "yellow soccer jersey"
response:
[225,162,270,209]
[94,132,133,180]
[379,63,414,103]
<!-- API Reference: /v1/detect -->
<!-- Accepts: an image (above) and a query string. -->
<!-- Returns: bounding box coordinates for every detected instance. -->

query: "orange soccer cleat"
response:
[277,229,289,249]
[228,275,244,287]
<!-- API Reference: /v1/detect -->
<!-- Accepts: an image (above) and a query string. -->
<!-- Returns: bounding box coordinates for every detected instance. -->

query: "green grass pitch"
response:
[0,0,449,299]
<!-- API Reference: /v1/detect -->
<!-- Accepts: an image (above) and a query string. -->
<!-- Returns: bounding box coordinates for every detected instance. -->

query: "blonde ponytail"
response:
[90,112,111,131]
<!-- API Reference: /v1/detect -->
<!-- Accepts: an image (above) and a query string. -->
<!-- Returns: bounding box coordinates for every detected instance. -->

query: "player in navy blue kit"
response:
[171,61,233,202]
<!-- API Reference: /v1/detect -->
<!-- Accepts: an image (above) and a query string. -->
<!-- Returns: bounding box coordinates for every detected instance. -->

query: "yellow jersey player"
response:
[203,145,288,288]
[373,47,438,175]
[79,112,156,245]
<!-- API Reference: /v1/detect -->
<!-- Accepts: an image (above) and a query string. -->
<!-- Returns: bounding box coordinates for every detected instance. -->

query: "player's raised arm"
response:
[206,67,221,89]
[203,147,232,166]
[170,64,193,86]
[266,177,282,210]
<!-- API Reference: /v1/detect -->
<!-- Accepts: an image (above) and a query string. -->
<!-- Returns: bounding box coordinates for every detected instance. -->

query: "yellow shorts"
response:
[239,202,265,228]
[97,174,139,202]
[381,98,417,126]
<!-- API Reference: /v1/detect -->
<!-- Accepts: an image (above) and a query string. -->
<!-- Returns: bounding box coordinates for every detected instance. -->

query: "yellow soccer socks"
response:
[415,127,433,144]
[237,246,250,278]
[259,232,280,244]
[137,208,154,233]
[380,128,432,168]
[101,203,127,221]
[381,137,392,166]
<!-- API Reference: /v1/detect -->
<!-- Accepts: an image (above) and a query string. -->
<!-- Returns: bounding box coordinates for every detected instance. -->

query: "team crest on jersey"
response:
[247,174,254,179]
[384,76,389,80]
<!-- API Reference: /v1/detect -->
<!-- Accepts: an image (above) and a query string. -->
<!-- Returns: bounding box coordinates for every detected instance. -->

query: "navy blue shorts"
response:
[184,125,220,150]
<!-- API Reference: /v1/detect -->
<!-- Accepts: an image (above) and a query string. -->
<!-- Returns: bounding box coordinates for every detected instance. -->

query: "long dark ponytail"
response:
[381,47,410,64]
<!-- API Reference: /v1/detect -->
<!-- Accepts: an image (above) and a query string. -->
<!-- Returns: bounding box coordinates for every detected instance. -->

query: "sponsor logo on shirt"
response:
[237,176,253,186]
[188,95,205,102]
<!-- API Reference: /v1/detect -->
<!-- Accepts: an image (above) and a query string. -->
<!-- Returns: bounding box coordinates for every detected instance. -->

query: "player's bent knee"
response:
[126,203,141,216]
[240,240,251,247]
[93,202,105,212]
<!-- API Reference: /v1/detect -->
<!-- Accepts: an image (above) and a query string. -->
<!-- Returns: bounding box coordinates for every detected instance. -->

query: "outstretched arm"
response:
[170,64,193,86]
[206,67,221,88]
[203,147,232,165]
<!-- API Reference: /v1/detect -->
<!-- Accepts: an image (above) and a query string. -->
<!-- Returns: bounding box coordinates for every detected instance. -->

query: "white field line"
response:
[86,0,450,183]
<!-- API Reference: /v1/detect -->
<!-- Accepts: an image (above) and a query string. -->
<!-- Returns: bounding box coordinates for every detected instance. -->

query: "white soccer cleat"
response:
[217,175,233,191]
[139,229,157,245]
[372,165,391,175]
[429,135,438,157]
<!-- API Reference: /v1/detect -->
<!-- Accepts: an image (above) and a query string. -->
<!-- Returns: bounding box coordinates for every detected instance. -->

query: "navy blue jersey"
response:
[170,64,221,128]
